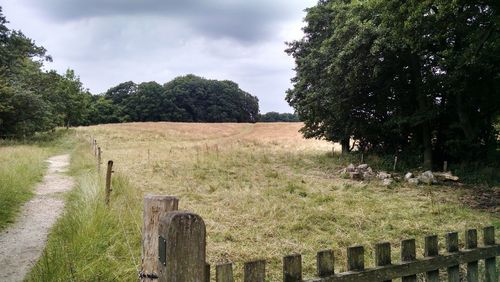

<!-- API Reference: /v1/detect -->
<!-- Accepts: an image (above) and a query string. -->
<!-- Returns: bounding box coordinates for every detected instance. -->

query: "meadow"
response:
[29,122,499,281]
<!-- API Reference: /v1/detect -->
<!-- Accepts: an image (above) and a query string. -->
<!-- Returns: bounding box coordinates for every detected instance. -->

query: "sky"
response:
[0,0,316,113]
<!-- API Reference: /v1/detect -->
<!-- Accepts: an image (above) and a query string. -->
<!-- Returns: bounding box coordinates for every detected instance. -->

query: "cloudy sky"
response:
[0,0,316,113]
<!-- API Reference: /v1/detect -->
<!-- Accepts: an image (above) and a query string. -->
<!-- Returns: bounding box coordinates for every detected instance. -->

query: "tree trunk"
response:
[341,138,350,154]
[410,54,433,170]
[456,91,475,141]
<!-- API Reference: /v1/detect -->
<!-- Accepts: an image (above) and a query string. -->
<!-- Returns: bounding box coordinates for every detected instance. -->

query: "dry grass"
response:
[77,122,498,280]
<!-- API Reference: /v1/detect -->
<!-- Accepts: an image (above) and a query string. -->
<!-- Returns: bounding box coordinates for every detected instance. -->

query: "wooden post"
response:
[244,260,266,282]
[316,250,334,277]
[424,235,439,282]
[283,254,302,282]
[158,211,206,282]
[446,232,460,282]
[443,161,448,172]
[393,156,398,171]
[483,226,497,282]
[465,229,479,282]
[140,196,179,281]
[347,245,364,271]
[216,263,234,282]
[401,239,416,282]
[97,147,102,172]
[94,140,98,156]
[105,160,113,206]
[375,242,391,282]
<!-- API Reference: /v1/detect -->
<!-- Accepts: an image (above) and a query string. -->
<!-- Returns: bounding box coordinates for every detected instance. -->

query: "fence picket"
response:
[483,226,497,282]
[347,245,364,271]
[283,254,302,282]
[424,235,439,282]
[465,229,479,282]
[446,232,460,282]
[216,263,234,282]
[401,239,417,282]
[316,249,334,277]
[244,260,266,282]
[375,242,391,282]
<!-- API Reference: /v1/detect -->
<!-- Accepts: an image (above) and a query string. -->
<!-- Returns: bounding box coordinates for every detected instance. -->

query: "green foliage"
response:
[286,0,500,168]
[0,7,92,137]
[92,74,260,124]
[258,112,300,122]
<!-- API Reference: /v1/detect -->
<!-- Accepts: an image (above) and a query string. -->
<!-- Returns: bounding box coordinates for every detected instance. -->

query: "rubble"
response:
[382,178,393,186]
[418,170,436,185]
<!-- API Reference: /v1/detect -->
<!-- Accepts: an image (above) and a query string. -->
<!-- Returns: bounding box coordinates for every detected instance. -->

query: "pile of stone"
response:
[342,163,375,181]
[405,171,459,185]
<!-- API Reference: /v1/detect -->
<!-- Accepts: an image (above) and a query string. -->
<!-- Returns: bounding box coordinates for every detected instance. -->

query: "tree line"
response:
[287,0,499,168]
[88,75,259,124]
[1,7,294,138]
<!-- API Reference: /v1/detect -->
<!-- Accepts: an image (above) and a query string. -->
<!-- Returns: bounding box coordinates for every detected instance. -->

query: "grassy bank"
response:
[0,130,75,231]
[28,134,142,281]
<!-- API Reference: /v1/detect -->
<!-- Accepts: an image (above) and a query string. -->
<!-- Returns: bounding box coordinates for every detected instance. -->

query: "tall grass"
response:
[0,146,49,230]
[0,130,76,231]
[28,139,143,281]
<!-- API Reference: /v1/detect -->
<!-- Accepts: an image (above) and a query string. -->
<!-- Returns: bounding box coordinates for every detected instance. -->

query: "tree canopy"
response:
[0,7,91,137]
[286,0,500,168]
[91,75,259,124]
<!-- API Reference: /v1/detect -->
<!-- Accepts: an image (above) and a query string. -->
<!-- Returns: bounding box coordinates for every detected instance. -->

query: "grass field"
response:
[60,122,496,280]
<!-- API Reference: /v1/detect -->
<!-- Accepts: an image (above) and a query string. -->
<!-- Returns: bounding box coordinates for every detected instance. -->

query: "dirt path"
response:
[0,154,73,282]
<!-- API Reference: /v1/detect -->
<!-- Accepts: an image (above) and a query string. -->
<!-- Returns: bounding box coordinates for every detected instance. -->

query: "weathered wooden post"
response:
[443,161,448,172]
[393,156,398,171]
[105,160,113,206]
[140,196,179,281]
[97,147,102,172]
[94,140,98,156]
[158,211,206,282]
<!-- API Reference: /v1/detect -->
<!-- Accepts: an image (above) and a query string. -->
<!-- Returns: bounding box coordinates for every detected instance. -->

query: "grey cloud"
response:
[23,0,301,42]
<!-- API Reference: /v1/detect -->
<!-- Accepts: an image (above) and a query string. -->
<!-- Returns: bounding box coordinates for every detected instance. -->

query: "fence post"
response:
[97,147,102,172]
[424,235,439,282]
[140,196,178,281]
[244,260,266,282]
[401,239,417,282]
[483,226,497,282]
[216,263,234,282]
[375,242,391,282]
[465,229,479,282]
[105,160,113,206]
[158,211,206,282]
[446,232,460,282]
[316,249,334,277]
[283,254,302,282]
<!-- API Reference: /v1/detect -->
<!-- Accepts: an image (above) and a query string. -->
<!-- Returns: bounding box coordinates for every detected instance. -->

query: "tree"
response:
[286,0,500,168]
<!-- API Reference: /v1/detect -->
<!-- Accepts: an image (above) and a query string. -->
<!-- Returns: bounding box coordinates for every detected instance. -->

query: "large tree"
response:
[286,0,500,168]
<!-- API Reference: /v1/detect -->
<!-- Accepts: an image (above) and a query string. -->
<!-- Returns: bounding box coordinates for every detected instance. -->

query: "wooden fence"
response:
[88,136,498,282]
[152,197,499,282]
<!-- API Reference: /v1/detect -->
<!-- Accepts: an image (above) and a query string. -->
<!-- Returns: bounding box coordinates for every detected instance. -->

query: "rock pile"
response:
[342,163,375,180]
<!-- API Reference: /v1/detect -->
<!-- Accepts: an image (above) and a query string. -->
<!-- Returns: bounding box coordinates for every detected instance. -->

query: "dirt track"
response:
[0,154,73,282]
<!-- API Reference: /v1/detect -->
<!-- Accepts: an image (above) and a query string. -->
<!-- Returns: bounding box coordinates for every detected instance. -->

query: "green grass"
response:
[27,139,143,282]
[0,129,76,231]
[0,146,48,230]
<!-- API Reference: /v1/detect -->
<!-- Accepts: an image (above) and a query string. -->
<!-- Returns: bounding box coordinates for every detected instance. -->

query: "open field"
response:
[57,122,497,280]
